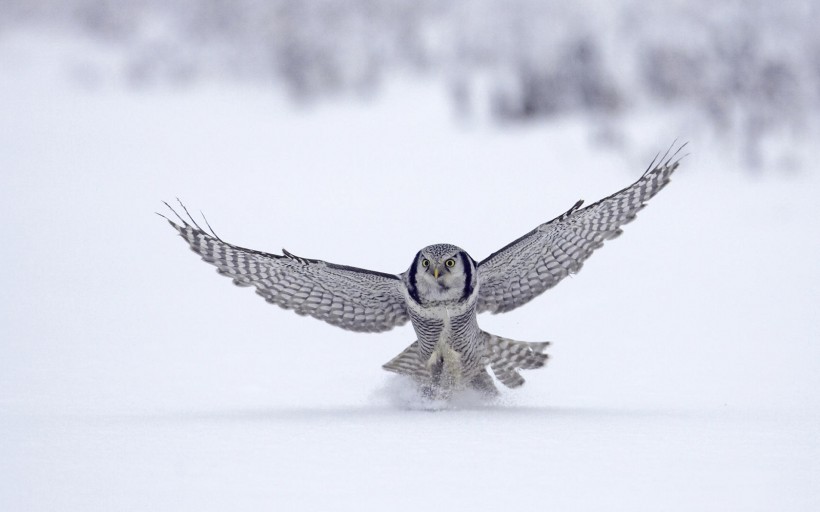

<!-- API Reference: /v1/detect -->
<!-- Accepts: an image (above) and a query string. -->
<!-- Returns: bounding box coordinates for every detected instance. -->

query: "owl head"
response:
[407,243,476,305]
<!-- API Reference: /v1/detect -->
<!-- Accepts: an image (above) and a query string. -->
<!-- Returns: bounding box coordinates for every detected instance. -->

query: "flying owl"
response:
[161,146,683,399]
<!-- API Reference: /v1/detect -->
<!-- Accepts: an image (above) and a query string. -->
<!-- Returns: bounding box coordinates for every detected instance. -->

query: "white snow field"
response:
[1,34,819,511]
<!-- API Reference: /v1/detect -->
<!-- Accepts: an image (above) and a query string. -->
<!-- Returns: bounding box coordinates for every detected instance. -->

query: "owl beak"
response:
[433,267,440,279]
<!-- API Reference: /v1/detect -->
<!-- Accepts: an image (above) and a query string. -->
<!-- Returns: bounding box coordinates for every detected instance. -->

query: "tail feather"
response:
[382,334,550,391]
[382,341,430,381]
[486,334,550,389]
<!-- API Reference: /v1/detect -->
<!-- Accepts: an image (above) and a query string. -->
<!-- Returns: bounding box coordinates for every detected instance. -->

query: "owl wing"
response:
[476,145,684,314]
[161,204,409,333]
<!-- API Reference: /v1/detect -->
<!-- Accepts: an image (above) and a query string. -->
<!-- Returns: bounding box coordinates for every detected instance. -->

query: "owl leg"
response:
[423,356,455,400]
[420,382,443,400]
[382,341,447,399]
[469,369,499,397]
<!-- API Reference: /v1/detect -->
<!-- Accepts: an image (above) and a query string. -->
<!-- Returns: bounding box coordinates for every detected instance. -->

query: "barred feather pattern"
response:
[382,333,549,389]
[485,335,550,388]
[476,145,683,314]
[162,211,409,333]
[382,341,431,381]
[407,305,484,378]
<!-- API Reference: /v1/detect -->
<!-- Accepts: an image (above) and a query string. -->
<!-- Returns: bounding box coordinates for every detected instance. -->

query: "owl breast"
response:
[406,300,484,381]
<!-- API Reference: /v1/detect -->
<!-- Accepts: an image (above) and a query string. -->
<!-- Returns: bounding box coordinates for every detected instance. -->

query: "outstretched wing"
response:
[476,145,684,314]
[161,204,409,332]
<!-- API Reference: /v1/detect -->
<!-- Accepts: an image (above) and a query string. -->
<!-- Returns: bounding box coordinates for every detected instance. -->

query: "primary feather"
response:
[161,207,409,333]
[476,146,683,314]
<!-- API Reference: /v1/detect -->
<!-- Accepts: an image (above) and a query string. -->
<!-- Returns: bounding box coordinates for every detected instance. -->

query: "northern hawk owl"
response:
[161,146,683,398]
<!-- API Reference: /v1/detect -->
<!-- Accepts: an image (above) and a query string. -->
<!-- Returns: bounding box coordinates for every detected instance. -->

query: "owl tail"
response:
[381,334,549,390]
[483,333,550,389]
[382,341,430,381]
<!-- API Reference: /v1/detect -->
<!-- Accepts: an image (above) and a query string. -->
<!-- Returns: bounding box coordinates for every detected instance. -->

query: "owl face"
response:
[408,244,475,304]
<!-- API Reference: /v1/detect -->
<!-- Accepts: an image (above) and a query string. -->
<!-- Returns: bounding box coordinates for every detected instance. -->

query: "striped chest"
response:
[407,303,482,368]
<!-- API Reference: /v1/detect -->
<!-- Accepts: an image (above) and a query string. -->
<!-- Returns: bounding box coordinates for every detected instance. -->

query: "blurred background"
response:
[2,1,819,511]
[2,0,819,170]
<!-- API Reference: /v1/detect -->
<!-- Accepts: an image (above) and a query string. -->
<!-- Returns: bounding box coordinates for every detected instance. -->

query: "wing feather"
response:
[476,144,684,314]
[162,205,409,332]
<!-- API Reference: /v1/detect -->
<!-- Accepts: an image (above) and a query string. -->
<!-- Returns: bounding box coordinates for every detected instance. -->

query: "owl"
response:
[161,146,683,399]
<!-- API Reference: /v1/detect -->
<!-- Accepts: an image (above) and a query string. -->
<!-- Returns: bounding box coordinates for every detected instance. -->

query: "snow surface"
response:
[1,33,819,511]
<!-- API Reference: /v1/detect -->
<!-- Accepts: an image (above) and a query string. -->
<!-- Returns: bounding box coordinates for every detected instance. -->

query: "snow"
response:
[1,33,819,511]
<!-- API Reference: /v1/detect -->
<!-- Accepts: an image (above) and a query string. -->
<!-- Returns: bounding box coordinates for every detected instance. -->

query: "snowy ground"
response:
[1,33,819,511]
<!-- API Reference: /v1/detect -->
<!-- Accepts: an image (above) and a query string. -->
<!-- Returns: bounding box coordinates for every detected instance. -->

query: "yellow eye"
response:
[421,259,430,268]
[445,258,456,268]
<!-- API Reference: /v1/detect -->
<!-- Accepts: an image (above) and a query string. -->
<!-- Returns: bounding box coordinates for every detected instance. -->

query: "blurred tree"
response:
[3,0,818,171]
